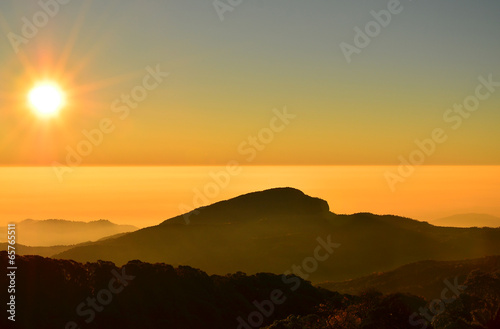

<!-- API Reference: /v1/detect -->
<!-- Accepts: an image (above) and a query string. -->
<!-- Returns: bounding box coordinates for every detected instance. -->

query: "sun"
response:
[28,82,65,117]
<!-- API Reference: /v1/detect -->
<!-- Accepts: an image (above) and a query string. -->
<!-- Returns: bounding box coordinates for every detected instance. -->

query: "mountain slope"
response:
[54,188,500,283]
[0,243,74,257]
[318,255,500,300]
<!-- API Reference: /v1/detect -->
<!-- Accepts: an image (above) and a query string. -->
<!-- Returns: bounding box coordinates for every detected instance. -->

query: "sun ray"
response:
[54,0,93,75]
[0,1,149,165]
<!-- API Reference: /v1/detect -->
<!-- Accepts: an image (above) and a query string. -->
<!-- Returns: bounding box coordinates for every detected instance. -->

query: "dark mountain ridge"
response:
[165,187,330,225]
[53,188,500,283]
[318,255,500,300]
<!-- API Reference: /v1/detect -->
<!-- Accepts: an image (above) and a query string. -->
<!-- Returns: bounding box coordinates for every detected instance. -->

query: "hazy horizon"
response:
[1,1,498,229]
[2,165,499,228]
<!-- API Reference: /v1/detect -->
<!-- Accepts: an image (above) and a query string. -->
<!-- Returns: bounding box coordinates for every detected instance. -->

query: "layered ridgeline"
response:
[54,188,500,282]
[0,219,137,246]
[430,213,500,228]
[0,233,127,257]
[0,243,75,257]
[318,255,500,300]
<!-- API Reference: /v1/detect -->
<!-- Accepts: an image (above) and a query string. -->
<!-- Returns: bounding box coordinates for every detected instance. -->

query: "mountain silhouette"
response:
[166,187,330,225]
[54,188,500,282]
[430,213,500,228]
[0,219,138,246]
[318,255,500,300]
[0,243,74,257]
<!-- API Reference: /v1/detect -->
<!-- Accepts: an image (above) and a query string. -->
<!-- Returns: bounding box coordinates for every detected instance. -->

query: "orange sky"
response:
[1,166,499,228]
[0,1,499,166]
[0,2,499,230]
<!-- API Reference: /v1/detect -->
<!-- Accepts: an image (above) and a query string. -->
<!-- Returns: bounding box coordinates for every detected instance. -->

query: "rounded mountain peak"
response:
[165,187,330,225]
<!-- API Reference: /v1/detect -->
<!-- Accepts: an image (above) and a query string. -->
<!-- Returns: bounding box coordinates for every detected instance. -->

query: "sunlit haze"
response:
[1,166,499,228]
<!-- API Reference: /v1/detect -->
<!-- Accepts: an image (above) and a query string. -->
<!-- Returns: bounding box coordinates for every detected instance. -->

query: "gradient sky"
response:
[0,0,499,165]
[2,166,500,228]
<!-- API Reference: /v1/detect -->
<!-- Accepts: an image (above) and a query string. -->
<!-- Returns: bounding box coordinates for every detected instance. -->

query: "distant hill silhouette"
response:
[0,219,137,246]
[430,213,500,228]
[318,255,500,300]
[0,243,74,257]
[54,188,500,283]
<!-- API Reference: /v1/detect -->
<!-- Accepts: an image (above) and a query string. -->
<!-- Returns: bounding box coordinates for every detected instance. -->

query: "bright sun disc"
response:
[28,83,65,117]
